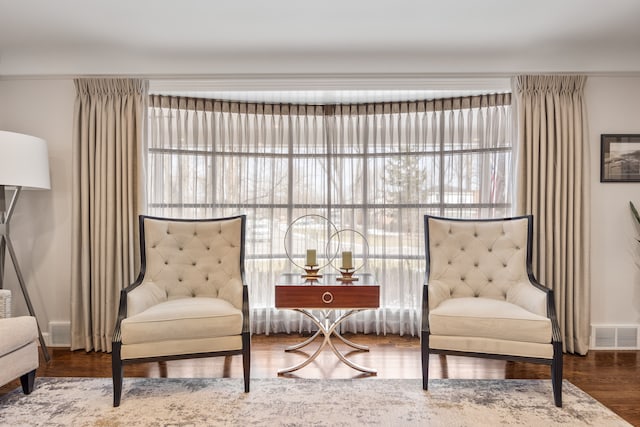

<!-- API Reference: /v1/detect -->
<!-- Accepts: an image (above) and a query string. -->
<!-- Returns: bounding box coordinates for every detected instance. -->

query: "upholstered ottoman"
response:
[0,316,39,394]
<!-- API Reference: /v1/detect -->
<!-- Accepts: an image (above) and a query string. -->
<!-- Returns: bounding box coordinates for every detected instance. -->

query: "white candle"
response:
[306,249,317,266]
[342,251,353,269]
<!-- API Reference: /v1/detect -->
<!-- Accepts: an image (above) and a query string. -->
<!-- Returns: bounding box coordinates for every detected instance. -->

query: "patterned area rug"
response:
[0,378,630,426]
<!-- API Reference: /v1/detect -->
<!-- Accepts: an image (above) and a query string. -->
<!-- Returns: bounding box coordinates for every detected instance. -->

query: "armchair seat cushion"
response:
[429,297,551,344]
[121,297,242,345]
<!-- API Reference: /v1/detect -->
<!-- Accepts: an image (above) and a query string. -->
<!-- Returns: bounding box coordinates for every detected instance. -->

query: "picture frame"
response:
[600,134,640,182]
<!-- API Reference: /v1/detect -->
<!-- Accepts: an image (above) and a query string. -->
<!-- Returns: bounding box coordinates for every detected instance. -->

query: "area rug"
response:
[0,378,630,426]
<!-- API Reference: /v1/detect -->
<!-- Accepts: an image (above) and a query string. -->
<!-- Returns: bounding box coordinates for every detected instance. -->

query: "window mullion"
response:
[438,109,446,216]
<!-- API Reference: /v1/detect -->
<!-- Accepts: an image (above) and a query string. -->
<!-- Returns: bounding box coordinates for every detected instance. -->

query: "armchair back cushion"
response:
[127,217,244,317]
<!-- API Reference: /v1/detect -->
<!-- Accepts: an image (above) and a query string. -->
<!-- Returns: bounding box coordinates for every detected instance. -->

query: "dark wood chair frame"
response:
[112,214,250,407]
[421,214,563,407]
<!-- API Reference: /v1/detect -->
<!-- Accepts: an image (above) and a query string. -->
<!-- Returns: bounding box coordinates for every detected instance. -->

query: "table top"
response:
[277,272,377,287]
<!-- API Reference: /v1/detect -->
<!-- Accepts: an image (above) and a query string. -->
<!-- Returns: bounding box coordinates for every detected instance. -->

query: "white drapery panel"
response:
[513,75,590,354]
[146,94,512,335]
[71,78,148,352]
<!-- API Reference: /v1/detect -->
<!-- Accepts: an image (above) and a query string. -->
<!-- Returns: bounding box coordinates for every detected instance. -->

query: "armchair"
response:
[0,316,38,394]
[112,215,250,407]
[422,215,562,407]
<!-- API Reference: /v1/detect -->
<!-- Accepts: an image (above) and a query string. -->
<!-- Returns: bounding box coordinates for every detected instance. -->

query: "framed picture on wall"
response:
[601,134,640,182]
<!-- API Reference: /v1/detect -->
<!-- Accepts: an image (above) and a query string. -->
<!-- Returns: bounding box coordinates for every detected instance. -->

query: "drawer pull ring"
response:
[322,291,334,304]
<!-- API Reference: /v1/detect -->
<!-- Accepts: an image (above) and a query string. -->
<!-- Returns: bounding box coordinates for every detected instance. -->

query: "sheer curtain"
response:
[146,94,512,335]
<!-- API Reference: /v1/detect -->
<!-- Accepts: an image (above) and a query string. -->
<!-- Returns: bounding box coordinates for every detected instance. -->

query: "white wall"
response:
[587,76,640,325]
[1,75,639,345]
[0,78,75,342]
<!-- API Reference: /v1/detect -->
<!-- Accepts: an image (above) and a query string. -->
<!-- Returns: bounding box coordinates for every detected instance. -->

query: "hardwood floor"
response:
[2,334,639,425]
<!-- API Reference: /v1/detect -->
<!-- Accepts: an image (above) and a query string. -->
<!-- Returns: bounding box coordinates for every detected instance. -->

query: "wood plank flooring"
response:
[2,334,639,425]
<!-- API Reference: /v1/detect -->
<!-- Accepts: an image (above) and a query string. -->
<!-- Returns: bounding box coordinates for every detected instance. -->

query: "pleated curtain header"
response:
[149,93,511,115]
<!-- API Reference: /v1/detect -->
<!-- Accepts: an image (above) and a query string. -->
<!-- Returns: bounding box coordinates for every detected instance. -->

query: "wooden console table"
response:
[275,272,379,375]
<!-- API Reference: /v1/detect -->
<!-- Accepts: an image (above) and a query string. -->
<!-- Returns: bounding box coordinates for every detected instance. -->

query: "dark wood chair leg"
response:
[421,331,429,390]
[112,342,124,407]
[242,332,251,392]
[20,369,36,394]
[551,342,563,407]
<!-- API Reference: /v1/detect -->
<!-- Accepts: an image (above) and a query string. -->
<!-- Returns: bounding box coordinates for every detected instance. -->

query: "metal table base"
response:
[277,308,377,375]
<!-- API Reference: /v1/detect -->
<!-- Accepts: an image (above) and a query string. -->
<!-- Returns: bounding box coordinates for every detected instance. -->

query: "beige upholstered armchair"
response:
[112,215,250,407]
[422,215,562,407]
[0,316,38,394]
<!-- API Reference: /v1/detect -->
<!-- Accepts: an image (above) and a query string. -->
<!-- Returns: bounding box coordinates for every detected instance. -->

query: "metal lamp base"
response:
[0,185,51,362]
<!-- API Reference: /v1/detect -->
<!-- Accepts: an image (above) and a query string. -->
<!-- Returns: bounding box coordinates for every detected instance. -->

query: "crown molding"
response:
[147,74,511,92]
[2,71,640,87]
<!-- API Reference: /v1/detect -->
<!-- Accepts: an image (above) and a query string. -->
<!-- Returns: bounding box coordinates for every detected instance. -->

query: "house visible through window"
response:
[146,92,512,335]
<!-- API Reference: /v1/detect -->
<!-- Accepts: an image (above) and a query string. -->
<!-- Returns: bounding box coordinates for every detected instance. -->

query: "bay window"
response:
[146,93,512,335]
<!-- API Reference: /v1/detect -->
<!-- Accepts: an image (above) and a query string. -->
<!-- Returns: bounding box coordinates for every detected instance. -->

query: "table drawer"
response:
[275,285,379,309]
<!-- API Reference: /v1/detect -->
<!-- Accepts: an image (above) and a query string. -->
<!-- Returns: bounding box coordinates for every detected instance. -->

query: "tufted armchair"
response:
[422,215,562,407]
[112,215,250,407]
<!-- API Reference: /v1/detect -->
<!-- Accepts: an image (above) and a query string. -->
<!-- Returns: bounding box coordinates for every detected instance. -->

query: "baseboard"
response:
[39,321,640,350]
[591,324,640,349]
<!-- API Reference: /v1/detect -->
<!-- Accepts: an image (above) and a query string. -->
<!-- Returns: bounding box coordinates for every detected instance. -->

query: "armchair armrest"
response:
[506,280,548,317]
[421,283,430,334]
[546,289,562,345]
[126,281,167,317]
[219,277,244,310]
[513,275,562,346]
[242,284,250,335]
[112,274,147,346]
[112,289,127,346]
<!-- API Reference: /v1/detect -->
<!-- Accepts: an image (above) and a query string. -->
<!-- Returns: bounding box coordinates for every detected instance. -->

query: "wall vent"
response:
[591,325,640,349]
[617,327,639,348]
[48,321,71,347]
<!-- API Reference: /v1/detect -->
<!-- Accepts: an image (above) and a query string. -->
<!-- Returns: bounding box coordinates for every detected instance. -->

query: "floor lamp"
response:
[0,130,51,362]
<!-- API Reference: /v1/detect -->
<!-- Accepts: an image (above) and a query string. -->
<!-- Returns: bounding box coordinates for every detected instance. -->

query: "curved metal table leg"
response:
[326,310,377,374]
[278,309,329,374]
[333,330,370,351]
[326,335,377,374]
[285,329,322,351]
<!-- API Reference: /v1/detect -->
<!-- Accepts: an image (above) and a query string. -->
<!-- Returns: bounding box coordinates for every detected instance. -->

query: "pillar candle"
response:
[306,249,317,266]
[342,251,353,269]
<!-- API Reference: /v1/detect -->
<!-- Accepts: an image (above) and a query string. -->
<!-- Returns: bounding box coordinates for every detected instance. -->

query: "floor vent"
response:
[591,325,639,349]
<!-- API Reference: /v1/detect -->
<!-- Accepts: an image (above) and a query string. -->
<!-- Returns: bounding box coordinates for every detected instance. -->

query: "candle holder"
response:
[303,265,322,281]
[337,267,358,283]
[327,229,369,284]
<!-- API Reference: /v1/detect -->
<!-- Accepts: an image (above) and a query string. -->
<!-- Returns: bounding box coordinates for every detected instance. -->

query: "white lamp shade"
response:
[0,130,51,190]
